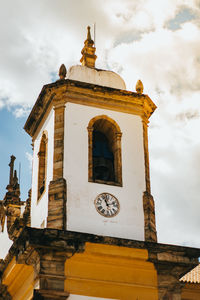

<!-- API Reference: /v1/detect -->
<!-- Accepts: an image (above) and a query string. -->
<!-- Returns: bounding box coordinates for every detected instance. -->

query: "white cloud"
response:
[13,107,31,118]
[105,6,200,246]
[26,152,33,171]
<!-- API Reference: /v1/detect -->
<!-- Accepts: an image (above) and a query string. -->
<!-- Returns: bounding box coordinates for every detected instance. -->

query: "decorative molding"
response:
[24,80,157,138]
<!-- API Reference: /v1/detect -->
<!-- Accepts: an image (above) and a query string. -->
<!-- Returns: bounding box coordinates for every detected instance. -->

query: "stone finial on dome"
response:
[59,64,67,80]
[136,79,144,94]
[80,26,97,68]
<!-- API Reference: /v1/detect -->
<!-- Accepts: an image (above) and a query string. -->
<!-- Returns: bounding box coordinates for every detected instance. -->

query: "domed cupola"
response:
[66,26,126,90]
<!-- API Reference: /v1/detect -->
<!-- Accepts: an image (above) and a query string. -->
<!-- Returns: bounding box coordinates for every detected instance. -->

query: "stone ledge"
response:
[1,227,200,278]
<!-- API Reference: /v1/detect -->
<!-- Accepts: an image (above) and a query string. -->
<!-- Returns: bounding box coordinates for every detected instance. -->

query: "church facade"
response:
[0,27,200,300]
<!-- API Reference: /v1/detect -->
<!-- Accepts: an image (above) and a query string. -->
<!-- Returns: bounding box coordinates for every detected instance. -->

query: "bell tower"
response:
[3,27,200,300]
[24,26,157,242]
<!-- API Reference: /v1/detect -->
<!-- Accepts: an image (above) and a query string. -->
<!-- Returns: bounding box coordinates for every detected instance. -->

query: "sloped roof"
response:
[180,264,200,283]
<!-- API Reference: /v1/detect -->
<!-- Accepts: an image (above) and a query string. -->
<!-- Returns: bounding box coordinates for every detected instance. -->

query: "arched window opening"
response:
[88,115,122,186]
[93,131,114,182]
[38,132,48,200]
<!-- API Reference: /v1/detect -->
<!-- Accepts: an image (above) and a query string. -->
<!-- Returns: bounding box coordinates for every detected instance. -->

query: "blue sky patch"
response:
[166,7,196,30]
[50,71,58,82]
[114,30,144,47]
[0,108,32,201]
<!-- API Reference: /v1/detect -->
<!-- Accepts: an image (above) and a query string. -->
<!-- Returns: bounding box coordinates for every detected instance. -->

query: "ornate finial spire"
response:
[80,26,97,68]
[8,155,16,186]
[59,64,67,80]
[87,26,92,42]
[13,170,19,188]
[6,155,20,195]
[136,79,144,94]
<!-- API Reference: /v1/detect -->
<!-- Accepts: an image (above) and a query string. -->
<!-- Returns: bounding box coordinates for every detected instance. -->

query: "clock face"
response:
[94,193,120,218]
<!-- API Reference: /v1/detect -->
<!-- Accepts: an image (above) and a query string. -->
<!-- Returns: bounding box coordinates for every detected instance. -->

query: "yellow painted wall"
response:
[2,243,159,300]
[2,257,34,300]
[65,243,158,300]
[3,243,200,300]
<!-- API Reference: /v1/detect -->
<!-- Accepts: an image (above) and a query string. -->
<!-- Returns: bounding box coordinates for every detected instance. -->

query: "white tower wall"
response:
[31,109,54,228]
[64,103,145,241]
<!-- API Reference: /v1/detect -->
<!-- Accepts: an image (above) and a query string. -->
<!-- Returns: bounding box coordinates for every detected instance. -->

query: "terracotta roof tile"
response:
[180,264,200,283]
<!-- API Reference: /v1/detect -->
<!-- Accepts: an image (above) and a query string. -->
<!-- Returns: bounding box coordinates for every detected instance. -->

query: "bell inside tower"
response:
[92,130,115,182]
[88,116,122,186]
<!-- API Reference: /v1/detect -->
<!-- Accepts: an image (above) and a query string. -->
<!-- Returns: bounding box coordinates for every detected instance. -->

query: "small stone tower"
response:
[3,155,23,240]
[0,155,31,241]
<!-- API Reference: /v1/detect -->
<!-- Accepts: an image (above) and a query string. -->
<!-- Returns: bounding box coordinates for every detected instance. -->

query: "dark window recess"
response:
[92,131,115,182]
[37,132,48,200]
[39,179,45,196]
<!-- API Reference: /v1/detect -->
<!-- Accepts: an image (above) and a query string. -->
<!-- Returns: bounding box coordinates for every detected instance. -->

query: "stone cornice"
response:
[1,227,200,281]
[24,79,157,138]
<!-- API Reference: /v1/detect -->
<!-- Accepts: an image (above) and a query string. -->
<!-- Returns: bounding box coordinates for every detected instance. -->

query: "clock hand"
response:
[105,194,111,207]
[104,198,109,207]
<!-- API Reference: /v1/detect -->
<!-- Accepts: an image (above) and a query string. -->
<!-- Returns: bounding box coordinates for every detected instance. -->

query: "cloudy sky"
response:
[0,0,200,248]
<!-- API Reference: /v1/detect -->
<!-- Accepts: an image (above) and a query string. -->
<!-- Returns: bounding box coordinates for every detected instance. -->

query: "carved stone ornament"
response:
[136,79,144,94]
[0,202,6,232]
[59,64,67,80]
[0,283,11,300]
